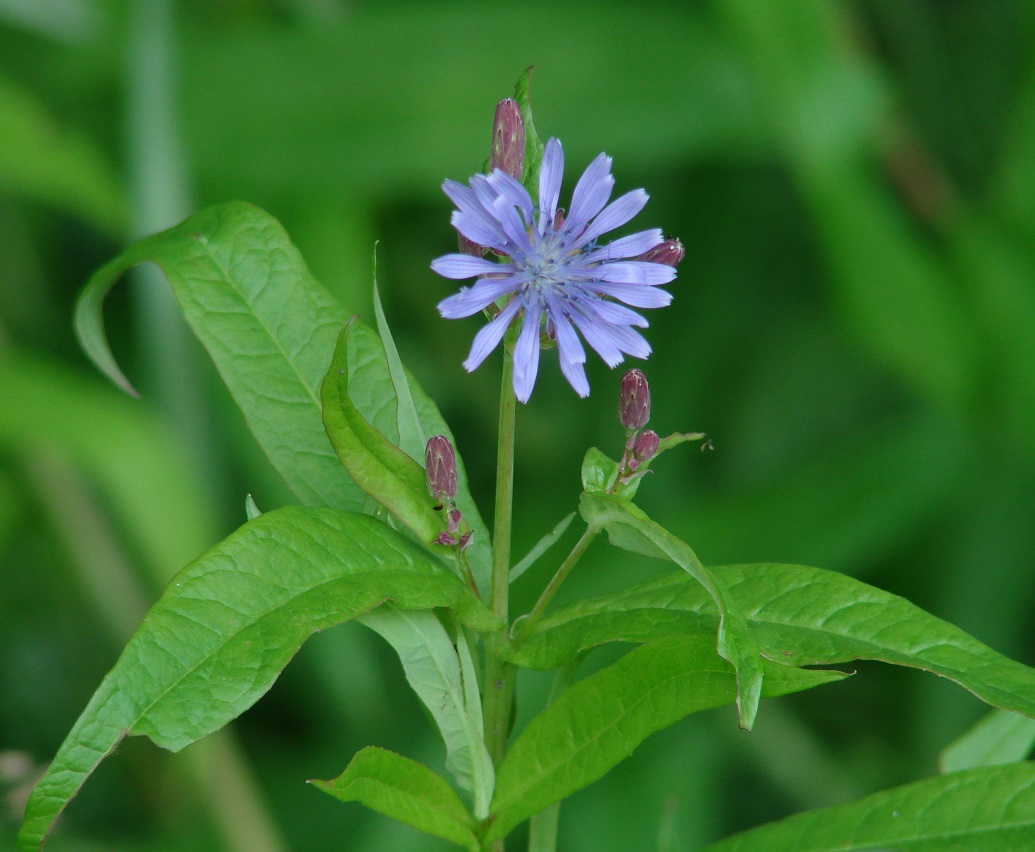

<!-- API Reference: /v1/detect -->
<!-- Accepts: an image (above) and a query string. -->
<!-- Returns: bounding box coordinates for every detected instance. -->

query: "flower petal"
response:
[573,189,649,248]
[587,281,674,308]
[567,152,614,229]
[452,210,509,251]
[538,138,565,233]
[493,195,535,256]
[463,299,522,371]
[569,310,624,367]
[595,261,677,286]
[438,272,526,318]
[581,297,649,328]
[431,254,505,280]
[582,229,664,264]
[512,302,543,402]
[487,170,534,224]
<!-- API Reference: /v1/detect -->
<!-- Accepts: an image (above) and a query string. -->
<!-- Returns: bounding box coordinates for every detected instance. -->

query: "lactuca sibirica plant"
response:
[18,69,1035,851]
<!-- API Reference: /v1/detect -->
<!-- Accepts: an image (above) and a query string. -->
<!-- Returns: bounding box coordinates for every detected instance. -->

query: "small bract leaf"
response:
[17,506,497,851]
[311,747,479,851]
[486,635,844,841]
[580,447,619,494]
[703,762,1035,852]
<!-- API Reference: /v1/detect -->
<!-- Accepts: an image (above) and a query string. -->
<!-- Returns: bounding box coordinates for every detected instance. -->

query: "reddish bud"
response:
[425,435,458,502]
[490,98,525,180]
[618,369,651,430]
[632,429,660,461]
[635,238,685,267]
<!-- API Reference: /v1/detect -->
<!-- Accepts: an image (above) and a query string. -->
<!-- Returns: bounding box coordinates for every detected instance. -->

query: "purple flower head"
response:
[431,138,676,403]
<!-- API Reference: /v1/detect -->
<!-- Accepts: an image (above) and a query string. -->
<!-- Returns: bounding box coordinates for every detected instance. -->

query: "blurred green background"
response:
[2,1,1034,849]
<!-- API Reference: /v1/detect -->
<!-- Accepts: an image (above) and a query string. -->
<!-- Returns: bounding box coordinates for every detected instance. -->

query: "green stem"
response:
[513,526,597,645]
[483,348,518,771]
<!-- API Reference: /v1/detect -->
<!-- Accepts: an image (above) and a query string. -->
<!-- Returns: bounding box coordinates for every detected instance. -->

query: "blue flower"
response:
[432,138,676,403]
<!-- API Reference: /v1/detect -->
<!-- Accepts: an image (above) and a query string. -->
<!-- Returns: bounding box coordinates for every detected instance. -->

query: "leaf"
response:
[357,607,494,819]
[506,563,1035,720]
[509,513,575,583]
[580,492,764,730]
[513,66,545,194]
[311,747,479,852]
[941,710,1035,773]
[321,320,442,545]
[74,201,357,509]
[17,506,498,851]
[74,201,493,586]
[372,273,424,460]
[702,762,1035,851]
[485,636,845,842]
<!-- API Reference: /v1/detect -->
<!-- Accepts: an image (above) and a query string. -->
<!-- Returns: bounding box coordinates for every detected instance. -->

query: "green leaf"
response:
[507,563,1035,720]
[580,492,764,730]
[74,201,493,586]
[311,746,479,852]
[941,710,1035,773]
[17,506,497,851]
[74,201,358,509]
[485,636,845,842]
[703,762,1035,852]
[513,66,545,194]
[580,447,620,494]
[321,320,442,546]
[358,607,494,818]
[373,273,425,460]
[510,513,575,583]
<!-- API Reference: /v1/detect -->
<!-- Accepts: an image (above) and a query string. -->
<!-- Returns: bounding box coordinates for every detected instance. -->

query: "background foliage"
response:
[1,1,1033,849]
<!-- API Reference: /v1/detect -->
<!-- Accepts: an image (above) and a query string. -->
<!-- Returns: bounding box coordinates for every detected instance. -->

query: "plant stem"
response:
[483,349,518,767]
[513,526,597,644]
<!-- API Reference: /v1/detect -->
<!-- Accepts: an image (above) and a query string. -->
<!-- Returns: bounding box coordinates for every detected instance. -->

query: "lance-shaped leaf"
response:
[73,201,491,579]
[311,747,479,852]
[505,563,1035,720]
[485,635,845,842]
[703,761,1035,852]
[75,201,356,509]
[321,320,442,546]
[18,506,497,852]
[580,492,764,730]
[358,608,494,818]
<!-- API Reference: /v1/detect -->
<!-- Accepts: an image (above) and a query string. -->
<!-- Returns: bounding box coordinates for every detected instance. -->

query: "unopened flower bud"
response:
[490,98,525,180]
[632,429,660,461]
[618,369,651,430]
[425,435,458,502]
[635,238,685,267]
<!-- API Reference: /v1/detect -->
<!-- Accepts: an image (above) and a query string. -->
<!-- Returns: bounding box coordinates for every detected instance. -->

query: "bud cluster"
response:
[425,435,471,550]
[616,369,660,484]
